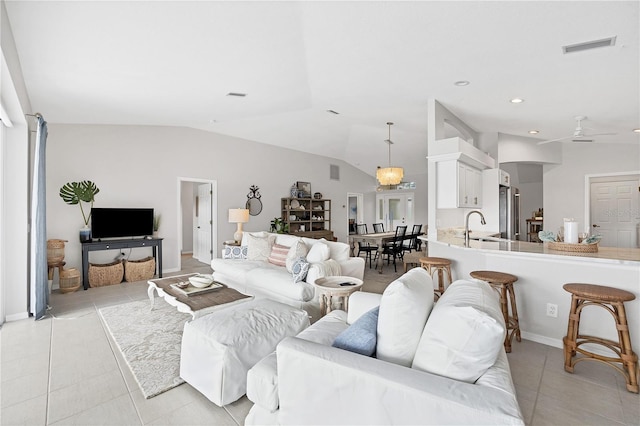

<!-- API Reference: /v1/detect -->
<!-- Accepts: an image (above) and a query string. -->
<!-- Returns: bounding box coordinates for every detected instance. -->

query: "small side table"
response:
[314,276,364,316]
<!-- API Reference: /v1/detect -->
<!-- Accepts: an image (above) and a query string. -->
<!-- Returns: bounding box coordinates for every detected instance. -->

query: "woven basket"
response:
[47,239,67,264]
[89,260,124,287]
[59,268,81,293]
[124,257,156,282]
[546,241,598,253]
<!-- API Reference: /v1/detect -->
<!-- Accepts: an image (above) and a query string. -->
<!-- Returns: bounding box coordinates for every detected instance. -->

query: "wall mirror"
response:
[246,185,262,216]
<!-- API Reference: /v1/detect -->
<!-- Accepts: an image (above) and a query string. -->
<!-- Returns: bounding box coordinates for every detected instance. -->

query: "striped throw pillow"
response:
[267,243,289,267]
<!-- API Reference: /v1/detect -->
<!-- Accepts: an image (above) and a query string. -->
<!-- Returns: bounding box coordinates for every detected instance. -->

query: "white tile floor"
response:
[1,255,638,425]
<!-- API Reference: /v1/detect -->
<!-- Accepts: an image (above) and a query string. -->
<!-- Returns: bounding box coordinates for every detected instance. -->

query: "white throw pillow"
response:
[306,241,330,263]
[376,268,434,367]
[245,233,275,261]
[411,279,506,383]
[286,239,308,272]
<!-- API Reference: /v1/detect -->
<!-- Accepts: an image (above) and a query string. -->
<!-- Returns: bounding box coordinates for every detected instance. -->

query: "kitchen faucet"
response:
[465,210,486,246]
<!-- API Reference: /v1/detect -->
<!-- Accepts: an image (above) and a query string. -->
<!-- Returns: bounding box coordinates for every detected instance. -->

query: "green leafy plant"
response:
[153,214,161,232]
[59,180,100,226]
[270,217,289,234]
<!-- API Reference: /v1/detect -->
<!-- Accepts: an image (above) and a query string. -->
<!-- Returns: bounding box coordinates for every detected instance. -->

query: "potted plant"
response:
[59,180,100,242]
[270,217,289,234]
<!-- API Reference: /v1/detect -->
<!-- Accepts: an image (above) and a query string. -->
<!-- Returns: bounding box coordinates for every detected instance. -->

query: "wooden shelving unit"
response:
[527,218,543,242]
[281,198,333,240]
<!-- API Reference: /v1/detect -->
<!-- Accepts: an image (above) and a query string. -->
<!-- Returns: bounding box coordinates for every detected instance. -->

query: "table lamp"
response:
[228,208,250,243]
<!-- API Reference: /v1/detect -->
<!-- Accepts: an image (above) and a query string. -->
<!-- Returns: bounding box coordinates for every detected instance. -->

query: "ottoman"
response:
[180,298,310,406]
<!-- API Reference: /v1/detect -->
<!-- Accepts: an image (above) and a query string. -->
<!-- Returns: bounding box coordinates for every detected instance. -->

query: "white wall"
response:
[544,143,640,236]
[45,124,378,275]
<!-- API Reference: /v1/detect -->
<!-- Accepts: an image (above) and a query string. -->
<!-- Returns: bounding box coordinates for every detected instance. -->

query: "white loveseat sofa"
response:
[245,268,524,425]
[211,232,364,320]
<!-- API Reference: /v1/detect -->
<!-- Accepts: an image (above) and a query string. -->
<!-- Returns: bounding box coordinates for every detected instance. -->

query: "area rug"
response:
[98,300,191,398]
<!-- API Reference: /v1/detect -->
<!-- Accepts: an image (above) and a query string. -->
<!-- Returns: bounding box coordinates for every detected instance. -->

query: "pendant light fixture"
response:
[376,122,404,186]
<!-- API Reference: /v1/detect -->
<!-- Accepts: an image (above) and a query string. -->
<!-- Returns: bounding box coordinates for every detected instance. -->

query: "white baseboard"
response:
[520,331,563,349]
[6,311,29,322]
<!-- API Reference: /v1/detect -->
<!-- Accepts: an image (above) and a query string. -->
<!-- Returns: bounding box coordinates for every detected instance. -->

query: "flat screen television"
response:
[91,208,154,239]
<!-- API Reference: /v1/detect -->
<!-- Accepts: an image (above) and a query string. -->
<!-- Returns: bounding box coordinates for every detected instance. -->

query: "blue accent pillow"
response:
[291,257,310,283]
[332,306,379,356]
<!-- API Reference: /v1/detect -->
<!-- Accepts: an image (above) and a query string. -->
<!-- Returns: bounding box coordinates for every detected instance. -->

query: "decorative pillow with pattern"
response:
[222,245,248,259]
[268,243,289,267]
[286,239,308,272]
[246,233,275,261]
[291,257,310,283]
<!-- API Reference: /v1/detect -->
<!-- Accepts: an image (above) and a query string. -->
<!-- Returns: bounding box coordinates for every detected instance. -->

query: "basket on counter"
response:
[124,256,156,282]
[59,268,81,293]
[546,241,598,253]
[89,260,124,287]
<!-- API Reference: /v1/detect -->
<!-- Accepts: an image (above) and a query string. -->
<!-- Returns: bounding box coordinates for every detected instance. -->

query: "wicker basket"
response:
[89,260,124,287]
[59,268,81,293]
[124,257,156,282]
[47,239,67,264]
[546,241,598,253]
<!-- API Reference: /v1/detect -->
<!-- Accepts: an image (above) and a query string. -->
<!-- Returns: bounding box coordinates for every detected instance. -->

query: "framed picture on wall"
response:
[296,181,311,198]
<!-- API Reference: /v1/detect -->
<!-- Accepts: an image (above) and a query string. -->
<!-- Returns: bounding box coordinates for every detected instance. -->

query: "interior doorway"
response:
[375,192,414,231]
[177,178,217,270]
[587,173,640,248]
[347,193,363,235]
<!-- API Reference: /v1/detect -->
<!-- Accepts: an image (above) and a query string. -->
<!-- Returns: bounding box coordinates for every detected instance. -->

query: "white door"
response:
[376,193,414,231]
[347,193,364,234]
[196,183,213,263]
[590,178,639,248]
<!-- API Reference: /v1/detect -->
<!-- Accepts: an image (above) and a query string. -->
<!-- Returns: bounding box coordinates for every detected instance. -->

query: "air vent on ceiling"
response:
[562,37,616,54]
[326,110,340,115]
[226,92,247,97]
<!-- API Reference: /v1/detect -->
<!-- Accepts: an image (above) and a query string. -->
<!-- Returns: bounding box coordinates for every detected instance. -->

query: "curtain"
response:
[29,114,48,320]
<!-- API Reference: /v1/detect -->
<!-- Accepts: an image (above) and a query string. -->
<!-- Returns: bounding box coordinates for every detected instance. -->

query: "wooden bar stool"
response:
[47,261,66,281]
[420,257,452,300]
[563,283,638,393]
[470,270,520,353]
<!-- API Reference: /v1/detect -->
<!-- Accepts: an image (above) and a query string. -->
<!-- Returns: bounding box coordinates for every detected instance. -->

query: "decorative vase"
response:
[314,192,323,200]
[290,183,298,198]
[79,226,91,243]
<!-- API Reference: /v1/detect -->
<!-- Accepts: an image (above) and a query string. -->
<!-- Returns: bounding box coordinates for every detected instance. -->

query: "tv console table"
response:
[81,238,163,290]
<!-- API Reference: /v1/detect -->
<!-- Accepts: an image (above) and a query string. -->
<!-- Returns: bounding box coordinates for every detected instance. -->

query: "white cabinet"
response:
[436,160,483,208]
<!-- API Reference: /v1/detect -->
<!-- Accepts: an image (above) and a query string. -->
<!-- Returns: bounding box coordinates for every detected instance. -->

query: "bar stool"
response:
[420,257,452,300]
[470,270,520,353]
[563,283,638,393]
[47,261,66,282]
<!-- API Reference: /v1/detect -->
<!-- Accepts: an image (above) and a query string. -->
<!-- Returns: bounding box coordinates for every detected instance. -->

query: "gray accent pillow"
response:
[222,245,247,259]
[332,306,379,356]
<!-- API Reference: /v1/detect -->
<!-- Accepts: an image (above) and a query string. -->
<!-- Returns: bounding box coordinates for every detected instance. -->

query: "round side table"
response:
[313,276,364,317]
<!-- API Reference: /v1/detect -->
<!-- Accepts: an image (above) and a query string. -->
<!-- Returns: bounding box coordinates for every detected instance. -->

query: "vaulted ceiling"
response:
[5,1,639,177]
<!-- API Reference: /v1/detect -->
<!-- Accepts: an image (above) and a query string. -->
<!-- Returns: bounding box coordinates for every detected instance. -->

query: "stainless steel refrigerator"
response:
[499,186,521,240]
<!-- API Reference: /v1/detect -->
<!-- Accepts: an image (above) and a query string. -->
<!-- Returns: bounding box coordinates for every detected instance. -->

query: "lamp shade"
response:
[228,208,250,224]
[376,167,404,186]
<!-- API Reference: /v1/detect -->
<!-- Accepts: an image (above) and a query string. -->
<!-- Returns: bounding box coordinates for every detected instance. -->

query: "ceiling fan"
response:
[537,116,617,145]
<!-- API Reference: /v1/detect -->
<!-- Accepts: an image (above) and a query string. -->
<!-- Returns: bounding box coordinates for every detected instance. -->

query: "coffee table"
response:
[147,273,253,319]
[313,276,364,316]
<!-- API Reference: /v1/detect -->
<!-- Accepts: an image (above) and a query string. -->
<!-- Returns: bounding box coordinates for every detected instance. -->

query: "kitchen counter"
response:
[421,230,639,351]
[419,231,640,265]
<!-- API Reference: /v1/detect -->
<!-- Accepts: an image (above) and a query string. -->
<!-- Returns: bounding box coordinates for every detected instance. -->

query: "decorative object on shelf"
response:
[313,192,323,200]
[376,122,404,186]
[296,181,311,198]
[59,180,100,242]
[271,217,289,234]
[290,183,298,198]
[153,214,161,237]
[290,199,300,209]
[245,185,263,216]
[228,208,250,243]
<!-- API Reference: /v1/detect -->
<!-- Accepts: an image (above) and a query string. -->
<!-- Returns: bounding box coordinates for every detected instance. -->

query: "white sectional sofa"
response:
[245,268,524,425]
[211,232,365,320]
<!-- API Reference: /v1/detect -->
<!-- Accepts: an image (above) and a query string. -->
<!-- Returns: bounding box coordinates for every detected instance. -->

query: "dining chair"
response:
[381,225,407,272]
[402,224,423,254]
[372,223,385,233]
[355,224,378,268]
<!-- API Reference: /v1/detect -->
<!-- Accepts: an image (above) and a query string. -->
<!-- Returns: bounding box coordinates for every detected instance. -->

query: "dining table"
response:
[350,231,405,273]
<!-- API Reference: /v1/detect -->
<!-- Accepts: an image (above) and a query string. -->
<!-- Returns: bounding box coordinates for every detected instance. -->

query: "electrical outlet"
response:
[546,303,558,318]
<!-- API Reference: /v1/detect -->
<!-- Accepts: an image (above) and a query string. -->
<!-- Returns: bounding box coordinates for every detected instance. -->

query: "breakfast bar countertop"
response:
[419,231,640,265]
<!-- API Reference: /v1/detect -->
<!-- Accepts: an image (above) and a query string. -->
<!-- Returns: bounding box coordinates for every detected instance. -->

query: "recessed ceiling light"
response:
[510,98,524,104]
[326,110,340,115]
[454,80,470,86]
[633,128,640,133]
[528,130,539,134]
[227,92,247,97]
